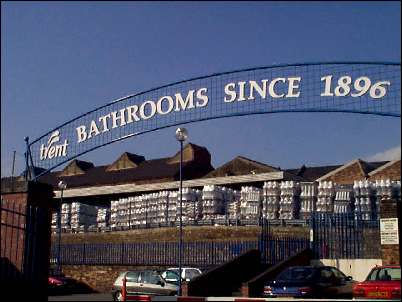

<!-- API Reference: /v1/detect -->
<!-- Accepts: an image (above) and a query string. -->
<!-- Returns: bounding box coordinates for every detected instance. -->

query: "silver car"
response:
[111,270,178,301]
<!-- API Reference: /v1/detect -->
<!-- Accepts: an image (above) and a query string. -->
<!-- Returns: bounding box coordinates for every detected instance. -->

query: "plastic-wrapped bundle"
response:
[317,181,335,214]
[354,180,376,220]
[110,200,120,228]
[70,202,97,230]
[202,185,225,216]
[227,190,241,220]
[168,191,178,223]
[156,191,169,224]
[279,181,301,220]
[60,203,71,229]
[334,186,354,214]
[51,212,59,233]
[97,207,110,228]
[240,186,262,220]
[299,183,318,219]
[263,181,280,220]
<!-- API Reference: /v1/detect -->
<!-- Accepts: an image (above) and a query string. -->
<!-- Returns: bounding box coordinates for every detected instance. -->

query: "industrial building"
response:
[2,142,400,233]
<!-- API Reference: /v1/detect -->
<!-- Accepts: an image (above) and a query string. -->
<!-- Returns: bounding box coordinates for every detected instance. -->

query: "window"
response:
[378,268,401,281]
[185,269,201,280]
[330,268,346,279]
[141,271,161,284]
[319,268,335,281]
[126,272,140,282]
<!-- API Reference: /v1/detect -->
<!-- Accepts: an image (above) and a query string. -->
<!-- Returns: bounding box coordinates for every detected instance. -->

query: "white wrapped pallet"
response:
[227,190,241,220]
[334,186,354,214]
[240,186,262,221]
[317,181,335,214]
[263,181,280,220]
[279,181,301,220]
[201,185,228,222]
[299,183,318,219]
[353,180,376,220]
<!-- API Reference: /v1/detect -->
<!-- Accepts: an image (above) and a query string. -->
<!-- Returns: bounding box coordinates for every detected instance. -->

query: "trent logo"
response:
[40,130,68,160]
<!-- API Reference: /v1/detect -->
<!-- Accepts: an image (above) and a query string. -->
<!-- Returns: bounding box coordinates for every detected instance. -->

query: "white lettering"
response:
[126,105,140,123]
[249,80,268,100]
[157,96,174,115]
[76,126,87,143]
[286,77,301,98]
[224,83,236,103]
[237,81,247,101]
[196,88,209,107]
[139,100,157,120]
[175,91,195,111]
[111,109,127,129]
[88,120,100,139]
[98,114,111,133]
[268,78,286,98]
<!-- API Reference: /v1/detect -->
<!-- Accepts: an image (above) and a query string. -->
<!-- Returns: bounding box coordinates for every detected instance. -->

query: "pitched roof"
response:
[203,156,280,178]
[285,164,342,182]
[368,159,401,176]
[37,143,214,189]
[316,159,390,182]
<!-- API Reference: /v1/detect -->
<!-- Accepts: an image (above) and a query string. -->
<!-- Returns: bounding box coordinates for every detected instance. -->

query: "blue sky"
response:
[1,1,401,177]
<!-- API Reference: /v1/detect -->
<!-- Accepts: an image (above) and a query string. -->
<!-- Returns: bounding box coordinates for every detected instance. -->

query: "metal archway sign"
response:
[26,62,401,180]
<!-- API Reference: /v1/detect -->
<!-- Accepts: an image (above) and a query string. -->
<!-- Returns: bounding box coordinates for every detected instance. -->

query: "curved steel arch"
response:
[27,62,401,180]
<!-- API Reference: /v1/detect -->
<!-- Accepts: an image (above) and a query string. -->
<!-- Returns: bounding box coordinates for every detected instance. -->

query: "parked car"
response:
[263,266,355,299]
[48,272,77,294]
[161,267,202,282]
[111,270,178,301]
[353,265,401,300]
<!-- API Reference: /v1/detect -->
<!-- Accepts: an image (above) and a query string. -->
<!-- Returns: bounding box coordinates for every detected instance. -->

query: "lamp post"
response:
[57,180,67,275]
[175,127,188,296]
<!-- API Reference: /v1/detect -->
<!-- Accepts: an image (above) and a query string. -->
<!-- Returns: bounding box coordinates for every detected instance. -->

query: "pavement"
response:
[48,293,113,301]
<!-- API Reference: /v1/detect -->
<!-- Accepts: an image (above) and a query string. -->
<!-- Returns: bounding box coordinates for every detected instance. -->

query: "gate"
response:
[1,198,50,282]
[0,180,53,300]
[259,218,310,265]
[310,213,380,259]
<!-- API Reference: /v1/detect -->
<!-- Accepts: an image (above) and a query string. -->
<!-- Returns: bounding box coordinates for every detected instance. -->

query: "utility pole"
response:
[11,150,16,177]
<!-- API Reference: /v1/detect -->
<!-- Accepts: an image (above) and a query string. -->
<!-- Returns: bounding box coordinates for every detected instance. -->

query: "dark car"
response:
[263,266,355,299]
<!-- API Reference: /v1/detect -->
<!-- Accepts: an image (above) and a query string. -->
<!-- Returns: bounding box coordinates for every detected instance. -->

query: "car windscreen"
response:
[185,269,201,280]
[367,268,401,281]
[276,267,316,281]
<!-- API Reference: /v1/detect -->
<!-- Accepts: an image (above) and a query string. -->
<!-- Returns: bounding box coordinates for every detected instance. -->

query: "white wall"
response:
[311,259,383,281]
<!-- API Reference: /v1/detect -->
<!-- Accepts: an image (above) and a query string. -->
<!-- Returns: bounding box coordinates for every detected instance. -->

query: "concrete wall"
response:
[312,259,382,281]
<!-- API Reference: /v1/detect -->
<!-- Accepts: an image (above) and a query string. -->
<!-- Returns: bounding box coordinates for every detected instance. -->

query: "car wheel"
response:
[114,291,123,301]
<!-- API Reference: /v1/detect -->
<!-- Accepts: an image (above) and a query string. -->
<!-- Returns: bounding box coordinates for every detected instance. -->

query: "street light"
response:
[57,180,67,275]
[175,127,188,296]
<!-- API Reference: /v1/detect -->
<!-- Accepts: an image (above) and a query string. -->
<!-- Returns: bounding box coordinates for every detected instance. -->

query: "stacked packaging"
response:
[317,181,335,214]
[353,180,376,220]
[262,181,280,219]
[227,190,241,220]
[240,186,262,220]
[374,179,401,219]
[61,203,71,231]
[97,207,110,228]
[130,196,143,226]
[70,202,97,232]
[51,212,59,233]
[179,188,199,223]
[201,185,226,220]
[299,183,318,219]
[156,191,169,224]
[279,181,301,220]
[110,200,119,228]
[168,191,178,223]
[334,186,354,214]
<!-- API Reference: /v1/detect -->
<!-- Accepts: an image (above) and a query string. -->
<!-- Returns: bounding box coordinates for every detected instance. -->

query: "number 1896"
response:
[321,75,390,99]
